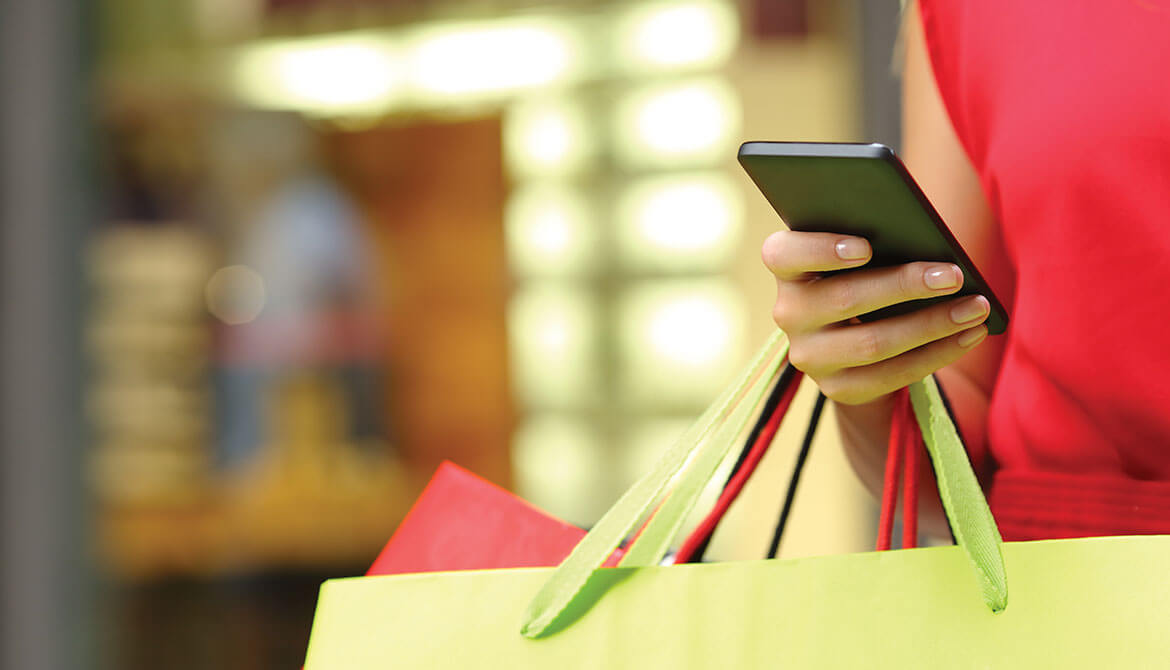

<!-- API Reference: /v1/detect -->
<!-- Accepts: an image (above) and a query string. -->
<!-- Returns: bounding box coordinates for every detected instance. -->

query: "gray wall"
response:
[856,0,904,149]
[1,0,90,668]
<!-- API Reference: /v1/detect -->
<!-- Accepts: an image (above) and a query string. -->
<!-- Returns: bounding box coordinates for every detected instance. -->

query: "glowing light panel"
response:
[408,20,582,100]
[615,79,740,167]
[512,415,606,525]
[617,280,746,406]
[233,33,401,115]
[506,184,597,277]
[505,98,595,177]
[617,1,739,72]
[508,285,600,408]
[617,173,742,271]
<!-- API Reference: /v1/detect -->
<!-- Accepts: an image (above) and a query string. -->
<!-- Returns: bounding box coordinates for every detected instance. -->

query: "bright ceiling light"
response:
[233,33,401,115]
[617,1,739,72]
[617,173,742,271]
[512,414,606,525]
[508,285,600,409]
[408,20,582,100]
[615,79,740,167]
[617,280,746,407]
[504,98,595,177]
[506,184,597,277]
[231,18,587,116]
[648,295,733,366]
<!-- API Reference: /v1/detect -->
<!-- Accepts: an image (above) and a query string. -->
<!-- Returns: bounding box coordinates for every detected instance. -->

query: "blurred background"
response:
[1,0,904,667]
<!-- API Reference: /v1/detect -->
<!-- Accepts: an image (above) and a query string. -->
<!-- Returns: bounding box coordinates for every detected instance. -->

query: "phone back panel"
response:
[739,141,1008,334]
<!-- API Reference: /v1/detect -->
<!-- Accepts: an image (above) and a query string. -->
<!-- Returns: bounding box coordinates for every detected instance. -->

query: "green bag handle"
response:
[615,335,789,570]
[520,337,1008,639]
[520,331,790,638]
[909,375,1008,613]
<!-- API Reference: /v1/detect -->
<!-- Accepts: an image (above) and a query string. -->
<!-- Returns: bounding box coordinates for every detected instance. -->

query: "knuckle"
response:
[823,280,859,315]
[897,264,922,297]
[786,341,813,372]
[771,299,793,329]
[852,329,884,365]
[760,231,789,272]
[771,284,807,330]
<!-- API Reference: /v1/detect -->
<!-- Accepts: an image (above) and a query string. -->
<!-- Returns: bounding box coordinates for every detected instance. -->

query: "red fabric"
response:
[990,471,1170,540]
[919,1,1170,540]
[674,372,803,563]
[367,461,620,576]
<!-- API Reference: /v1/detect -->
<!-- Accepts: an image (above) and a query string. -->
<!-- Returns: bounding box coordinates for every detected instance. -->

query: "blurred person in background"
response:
[210,112,385,471]
[764,1,1170,540]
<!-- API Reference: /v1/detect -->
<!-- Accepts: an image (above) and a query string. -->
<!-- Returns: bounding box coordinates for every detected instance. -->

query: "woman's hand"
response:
[763,229,990,406]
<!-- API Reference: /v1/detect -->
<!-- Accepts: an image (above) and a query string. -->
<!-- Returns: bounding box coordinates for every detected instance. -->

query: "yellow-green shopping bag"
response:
[303,332,1170,668]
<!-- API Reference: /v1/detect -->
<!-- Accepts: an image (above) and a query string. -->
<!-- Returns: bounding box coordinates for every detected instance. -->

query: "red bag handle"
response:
[678,379,924,563]
[673,370,803,563]
[877,387,922,551]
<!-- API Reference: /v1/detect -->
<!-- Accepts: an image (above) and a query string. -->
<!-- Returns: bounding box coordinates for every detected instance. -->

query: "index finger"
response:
[761,230,872,281]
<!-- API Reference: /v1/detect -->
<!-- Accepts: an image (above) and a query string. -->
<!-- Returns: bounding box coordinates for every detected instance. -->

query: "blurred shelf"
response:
[98,459,420,581]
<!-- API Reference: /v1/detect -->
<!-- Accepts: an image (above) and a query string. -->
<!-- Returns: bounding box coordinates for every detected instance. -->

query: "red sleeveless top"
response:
[919,0,1170,540]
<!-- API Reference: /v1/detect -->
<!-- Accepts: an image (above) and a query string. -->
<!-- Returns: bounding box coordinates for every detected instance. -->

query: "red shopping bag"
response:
[368,461,620,576]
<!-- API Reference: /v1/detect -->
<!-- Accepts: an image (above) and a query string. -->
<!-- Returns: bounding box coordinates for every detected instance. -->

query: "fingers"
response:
[819,325,989,406]
[774,261,965,333]
[762,230,871,281]
[792,295,990,373]
[761,228,990,407]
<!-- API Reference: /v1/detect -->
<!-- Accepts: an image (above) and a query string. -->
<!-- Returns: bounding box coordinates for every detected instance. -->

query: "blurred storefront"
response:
[3,0,902,667]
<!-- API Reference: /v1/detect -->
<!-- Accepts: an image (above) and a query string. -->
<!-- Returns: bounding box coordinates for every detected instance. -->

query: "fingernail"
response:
[957,326,988,348]
[835,239,869,261]
[925,264,961,290]
[950,296,990,324]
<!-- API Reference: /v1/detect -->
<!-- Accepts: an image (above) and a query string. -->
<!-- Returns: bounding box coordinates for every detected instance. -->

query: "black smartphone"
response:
[738,141,1008,335]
